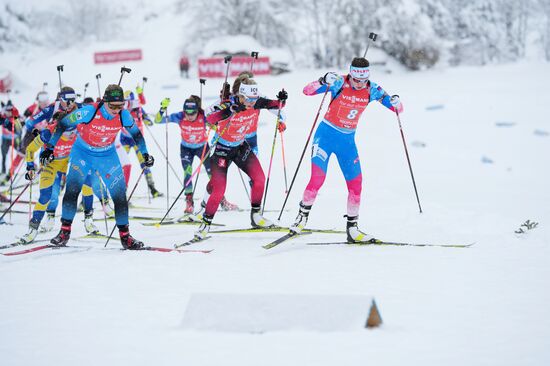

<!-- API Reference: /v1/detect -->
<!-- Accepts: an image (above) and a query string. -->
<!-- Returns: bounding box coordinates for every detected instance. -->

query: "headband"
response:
[238,83,259,98]
[349,66,370,80]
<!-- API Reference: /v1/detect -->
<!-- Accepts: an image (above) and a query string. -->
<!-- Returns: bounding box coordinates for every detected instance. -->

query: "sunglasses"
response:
[244,96,258,103]
[351,77,368,84]
[108,103,125,111]
[185,109,198,115]
[62,98,76,105]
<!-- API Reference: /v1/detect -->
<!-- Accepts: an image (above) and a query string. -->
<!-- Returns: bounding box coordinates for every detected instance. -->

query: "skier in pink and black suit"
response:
[192,77,288,239]
[289,57,403,243]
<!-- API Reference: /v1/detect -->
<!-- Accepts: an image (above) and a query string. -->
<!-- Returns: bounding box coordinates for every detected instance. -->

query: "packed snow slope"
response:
[1,38,549,366]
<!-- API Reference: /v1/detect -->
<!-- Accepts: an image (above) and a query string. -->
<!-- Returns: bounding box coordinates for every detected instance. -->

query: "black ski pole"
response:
[395,109,423,213]
[56,65,64,90]
[95,74,102,98]
[199,78,205,103]
[191,78,207,198]
[165,102,170,211]
[221,54,248,200]
[363,32,378,58]
[142,77,148,90]
[83,82,89,98]
[118,66,132,86]
[96,171,110,236]
[0,168,42,222]
[250,51,259,73]
[142,122,183,185]
[261,99,283,215]
[277,88,330,221]
[104,168,146,247]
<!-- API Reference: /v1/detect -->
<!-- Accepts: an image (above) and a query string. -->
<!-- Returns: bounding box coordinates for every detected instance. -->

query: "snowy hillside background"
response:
[2,0,550,69]
[1,0,550,366]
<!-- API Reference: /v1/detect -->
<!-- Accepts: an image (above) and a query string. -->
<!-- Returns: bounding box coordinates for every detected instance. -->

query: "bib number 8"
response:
[347,109,358,120]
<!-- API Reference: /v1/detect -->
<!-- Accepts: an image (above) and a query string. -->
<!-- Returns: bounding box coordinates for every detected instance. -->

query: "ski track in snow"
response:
[1,42,549,366]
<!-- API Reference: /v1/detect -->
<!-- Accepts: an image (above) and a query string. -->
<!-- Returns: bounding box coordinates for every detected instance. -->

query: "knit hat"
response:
[103,84,124,102]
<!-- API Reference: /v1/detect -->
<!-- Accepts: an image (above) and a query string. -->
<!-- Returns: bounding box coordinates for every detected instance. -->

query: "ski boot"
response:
[194,215,212,240]
[220,196,239,211]
[289,202,311,234]
[84,213,100,234]
[50,221,72,246]
[146,175,164,198]
[119,225,144,250]
[184,193,194,214]
[187,200,206,222]
[345,215,377,243]
[20,220,40,244]
[40,212,56,233]
[250,206,274,228]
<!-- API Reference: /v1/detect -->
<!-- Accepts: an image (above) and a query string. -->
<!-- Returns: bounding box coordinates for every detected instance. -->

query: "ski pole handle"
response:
[363,32,378,58]
[118,66,132,86]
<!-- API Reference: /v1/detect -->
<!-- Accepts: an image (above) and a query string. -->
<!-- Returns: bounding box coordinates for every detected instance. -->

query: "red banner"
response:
[94,49,143,64]
[0,72,12,93]
[198,56,270,78]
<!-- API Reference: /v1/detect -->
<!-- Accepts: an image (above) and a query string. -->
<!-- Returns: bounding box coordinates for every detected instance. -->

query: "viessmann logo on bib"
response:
[91,125,119,133]
[341,95,369,104]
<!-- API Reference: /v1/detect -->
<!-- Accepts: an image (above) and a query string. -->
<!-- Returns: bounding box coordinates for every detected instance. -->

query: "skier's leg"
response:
[50,148,90,245]
[334,135,362,217]
[203,145,232,219]
[234,142,264,208]
[115,133,131,186]
[301,125,334,206]
[60,152,89,225]
[34,159,65,225]
[1,139,9,175]
[180,144,194,195]
[96,148,128,228]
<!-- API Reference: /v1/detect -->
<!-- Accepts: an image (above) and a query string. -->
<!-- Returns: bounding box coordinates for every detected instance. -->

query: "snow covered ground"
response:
[1,39,549,365]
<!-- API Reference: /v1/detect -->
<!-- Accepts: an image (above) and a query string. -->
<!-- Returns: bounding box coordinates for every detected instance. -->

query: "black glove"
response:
[276,89,288,102]
[143,153,154,167]
[39,148,55,166]
[25,169,36,181]
[230,99,247,113]
[52,111,67,121]
[220,82,231,101]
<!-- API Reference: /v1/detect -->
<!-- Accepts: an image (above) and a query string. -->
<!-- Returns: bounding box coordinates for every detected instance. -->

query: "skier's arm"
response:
[154,98,177,123]
[121,109,148,155]
[24,105,34,118]
[141,108,154,126]
[205,101,232,125]
[371,83,404,113]
[47,105,96,149]
[136,85,146,105]
[254,97,283,110]
[303,73,344,97]
[25,104,55,130]
[25,131,48,169]
[155,111,182,124]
